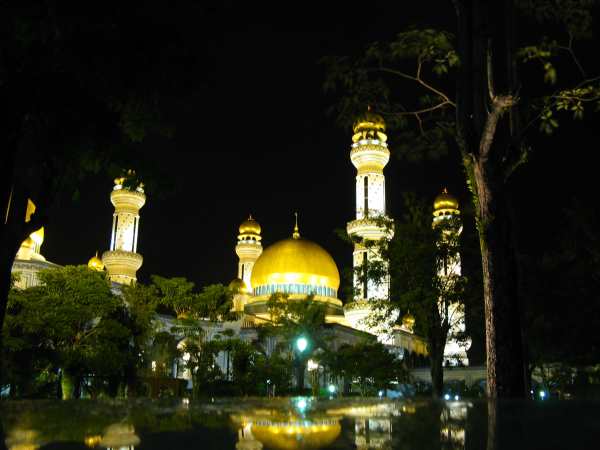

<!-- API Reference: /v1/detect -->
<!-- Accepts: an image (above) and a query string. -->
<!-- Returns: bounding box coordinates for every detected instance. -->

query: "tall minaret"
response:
[102,171,146,285]
[433,188,469,366]
[235,215,262,292]
[345,109,393,337]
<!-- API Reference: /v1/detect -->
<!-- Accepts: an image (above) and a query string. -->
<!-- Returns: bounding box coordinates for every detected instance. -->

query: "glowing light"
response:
[444,394,450,400]
[296,337,308,353]
[296,398,308,411]
[328,384,336,394]
[378,390,384,398]
[539,390,547,399]
[307,359,319,371]
[454,395,460,401]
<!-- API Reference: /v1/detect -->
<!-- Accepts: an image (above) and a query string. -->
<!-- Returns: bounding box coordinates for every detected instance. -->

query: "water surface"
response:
[1,397,597,449]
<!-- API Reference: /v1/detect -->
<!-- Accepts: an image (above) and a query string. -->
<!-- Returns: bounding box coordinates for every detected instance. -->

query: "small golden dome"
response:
[88,252,105,271]
[352,107,386,134]
[228,277,248,294]
[433,188,459,212]
[239,215,261,235]
[251,237,340,294]
[402,312,415,330]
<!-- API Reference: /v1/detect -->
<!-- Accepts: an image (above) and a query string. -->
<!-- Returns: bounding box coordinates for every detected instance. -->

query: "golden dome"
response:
[433,188,459,212]
[239,215,261,235]
[402,312,415,331]
[88,252,105,271]
[251,237,340,296]
[228,277,248,294]
[353,108,386,134]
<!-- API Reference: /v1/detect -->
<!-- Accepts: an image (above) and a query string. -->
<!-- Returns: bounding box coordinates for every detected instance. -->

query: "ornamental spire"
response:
[293,212,300,239]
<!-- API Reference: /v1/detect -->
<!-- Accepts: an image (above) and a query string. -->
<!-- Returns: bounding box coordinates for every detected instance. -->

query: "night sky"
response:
[40,2,598,294]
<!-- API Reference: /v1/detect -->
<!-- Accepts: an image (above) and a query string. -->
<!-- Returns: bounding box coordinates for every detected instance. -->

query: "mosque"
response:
[11,111,471,382]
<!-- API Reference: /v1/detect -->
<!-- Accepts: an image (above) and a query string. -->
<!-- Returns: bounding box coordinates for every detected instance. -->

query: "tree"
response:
[322,341,408,396]
[119,282,161,394]
[324,0,599,397]
[2,266,133,398]
[263,294,330,391]
[360,194,468,397]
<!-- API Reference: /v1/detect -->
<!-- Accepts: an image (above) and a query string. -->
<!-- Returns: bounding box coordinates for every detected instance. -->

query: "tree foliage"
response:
[1,266,158,398]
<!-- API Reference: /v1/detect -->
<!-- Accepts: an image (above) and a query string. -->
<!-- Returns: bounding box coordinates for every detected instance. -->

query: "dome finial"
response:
[293,212,300,239]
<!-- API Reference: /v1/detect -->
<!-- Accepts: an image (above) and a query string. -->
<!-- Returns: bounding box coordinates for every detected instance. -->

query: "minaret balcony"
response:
[350,141,390,172]
[102,250,143,275]
[347,218,393,241]
[110,189,146,212]
[235,241,263,259]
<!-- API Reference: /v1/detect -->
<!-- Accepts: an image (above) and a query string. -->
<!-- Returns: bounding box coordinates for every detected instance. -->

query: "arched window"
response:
[363,176,369,217]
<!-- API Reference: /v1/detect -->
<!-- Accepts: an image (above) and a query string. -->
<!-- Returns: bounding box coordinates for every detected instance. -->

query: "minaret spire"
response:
[293,212,300,239]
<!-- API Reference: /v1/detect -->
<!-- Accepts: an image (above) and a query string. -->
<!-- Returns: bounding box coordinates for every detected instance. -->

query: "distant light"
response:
[328,384,336,394]
[530,390,534,394]
[539,390,547,399]
[454,395,459,401]
[296,398,308,411]
[266,379,271,384]
[444,394,450,400]
[296,337,308,353]
[378,390,384,398]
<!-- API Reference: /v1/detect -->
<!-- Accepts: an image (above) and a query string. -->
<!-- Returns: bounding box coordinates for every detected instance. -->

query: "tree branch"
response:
[369,66,456,107]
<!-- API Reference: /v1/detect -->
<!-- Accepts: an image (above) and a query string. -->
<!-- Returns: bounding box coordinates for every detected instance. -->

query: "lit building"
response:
[433,188,470,366]
[102,171,146,285]
[12,199,59,289]
[344,109,395,340]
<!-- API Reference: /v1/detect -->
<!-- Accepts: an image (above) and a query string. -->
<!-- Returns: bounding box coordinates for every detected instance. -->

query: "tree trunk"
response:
[474,167,526,397]
[430,350,444,398]
[454,0,526,398]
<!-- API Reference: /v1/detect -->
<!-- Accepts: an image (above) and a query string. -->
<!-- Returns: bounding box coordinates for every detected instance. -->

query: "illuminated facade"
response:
[12,200,59,289]
[433,189,470,366]
[102,171,146,285]
[344,109,394,339]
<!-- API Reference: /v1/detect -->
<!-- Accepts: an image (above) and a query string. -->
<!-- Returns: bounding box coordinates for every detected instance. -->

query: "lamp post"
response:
[295,336,309,392]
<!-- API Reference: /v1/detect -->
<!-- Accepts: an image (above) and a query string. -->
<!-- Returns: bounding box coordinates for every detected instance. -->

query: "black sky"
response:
[41,1,598,294]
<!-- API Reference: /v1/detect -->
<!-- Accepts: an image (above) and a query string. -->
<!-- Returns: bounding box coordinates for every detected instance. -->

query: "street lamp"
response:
[294,336,309,392]
[296,336,308,353]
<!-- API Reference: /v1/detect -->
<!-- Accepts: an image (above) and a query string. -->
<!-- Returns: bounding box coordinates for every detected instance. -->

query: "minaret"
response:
[235,215,262,292]
[345,108,393,337]
[102,171,146,285]
[433,188,469,366]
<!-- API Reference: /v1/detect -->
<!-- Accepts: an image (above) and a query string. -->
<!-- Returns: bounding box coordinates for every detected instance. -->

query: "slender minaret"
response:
[235,215,262,292]
[102,171,146,285]
[433,188,470,366]
[345,108,393,337]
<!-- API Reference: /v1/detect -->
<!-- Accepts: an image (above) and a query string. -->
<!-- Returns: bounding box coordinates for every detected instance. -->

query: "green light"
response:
[296,337,308,353]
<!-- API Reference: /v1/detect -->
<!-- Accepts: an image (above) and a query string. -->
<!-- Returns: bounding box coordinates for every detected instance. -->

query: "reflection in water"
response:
[232,403,342,450]
[98,424,140,450]
[4,429,40,450]
[440,402,468,449]
[9,398,600,450]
